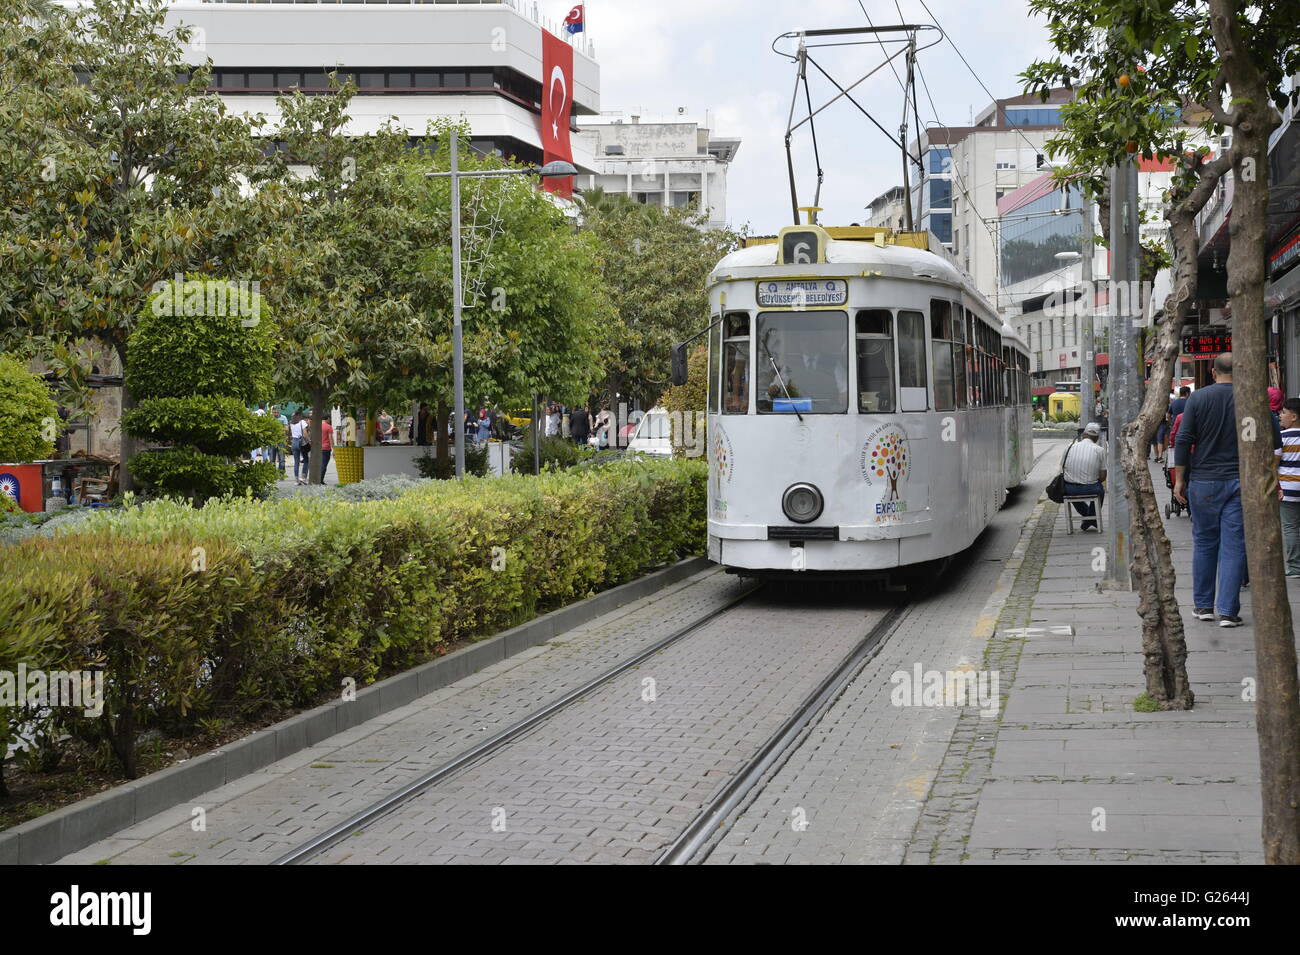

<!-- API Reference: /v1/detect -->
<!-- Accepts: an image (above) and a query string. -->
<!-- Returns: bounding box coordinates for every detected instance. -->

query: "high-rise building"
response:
[574,112,740,229]
[911,88,1073,300]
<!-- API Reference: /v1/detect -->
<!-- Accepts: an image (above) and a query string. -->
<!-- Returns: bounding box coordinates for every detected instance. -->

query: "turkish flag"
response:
[541,28,574,198]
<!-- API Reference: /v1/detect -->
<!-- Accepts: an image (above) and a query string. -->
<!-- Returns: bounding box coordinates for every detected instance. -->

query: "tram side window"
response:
[929,299,955,412]
[722,312,750,414]
[897,310,928,412]
[708,322,722,414]
[856,309,895,413]
[952,306,967,409]
[966,309,980,407]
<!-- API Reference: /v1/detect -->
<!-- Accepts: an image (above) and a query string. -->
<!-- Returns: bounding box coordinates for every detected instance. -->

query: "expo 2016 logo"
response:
[712,424,733,485]
[861,426,909,502]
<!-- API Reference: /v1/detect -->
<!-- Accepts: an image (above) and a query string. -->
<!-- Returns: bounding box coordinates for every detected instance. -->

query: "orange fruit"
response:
[1118,73,1132,88]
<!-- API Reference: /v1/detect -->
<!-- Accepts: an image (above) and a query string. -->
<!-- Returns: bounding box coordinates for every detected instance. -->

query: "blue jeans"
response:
[1188,479,1246,617]
[292,437,308,480]
[1063,481,1104,525]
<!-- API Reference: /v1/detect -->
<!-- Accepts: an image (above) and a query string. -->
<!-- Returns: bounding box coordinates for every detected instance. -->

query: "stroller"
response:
[1162,446,1188,519]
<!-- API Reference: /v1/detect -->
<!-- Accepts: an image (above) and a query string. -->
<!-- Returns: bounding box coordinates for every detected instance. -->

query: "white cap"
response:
[1084,422,1101,435]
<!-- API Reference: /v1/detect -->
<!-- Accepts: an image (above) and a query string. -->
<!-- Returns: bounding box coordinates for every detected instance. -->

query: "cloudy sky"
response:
[563,0,1056,234]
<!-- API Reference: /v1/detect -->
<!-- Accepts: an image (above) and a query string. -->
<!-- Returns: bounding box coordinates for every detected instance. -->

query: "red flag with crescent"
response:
[541,28,574,198]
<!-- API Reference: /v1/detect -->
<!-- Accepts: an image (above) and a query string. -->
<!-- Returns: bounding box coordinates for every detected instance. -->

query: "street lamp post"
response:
[427,131,577,476]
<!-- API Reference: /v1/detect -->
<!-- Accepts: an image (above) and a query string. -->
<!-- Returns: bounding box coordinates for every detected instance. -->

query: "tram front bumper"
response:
[710,535,902,572]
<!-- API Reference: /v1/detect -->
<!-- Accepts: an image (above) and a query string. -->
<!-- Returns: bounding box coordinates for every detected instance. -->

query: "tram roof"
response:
[713,226,999,319]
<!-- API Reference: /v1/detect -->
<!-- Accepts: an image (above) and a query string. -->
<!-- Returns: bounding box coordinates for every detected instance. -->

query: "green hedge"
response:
[0,459,705,782]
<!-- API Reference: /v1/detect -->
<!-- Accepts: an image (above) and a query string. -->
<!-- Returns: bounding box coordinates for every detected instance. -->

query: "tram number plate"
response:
[757,279,848,308]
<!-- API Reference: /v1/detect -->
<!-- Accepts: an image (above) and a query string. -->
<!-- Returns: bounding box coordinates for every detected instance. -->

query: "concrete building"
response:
[161,0,601,173]
[865,185,908,231]
[911,88,1073,301]
[574,112,740,228]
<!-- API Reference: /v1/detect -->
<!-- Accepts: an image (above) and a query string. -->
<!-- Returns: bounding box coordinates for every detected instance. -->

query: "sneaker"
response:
[1193,608,1215,621]
[1218,615,1243,628]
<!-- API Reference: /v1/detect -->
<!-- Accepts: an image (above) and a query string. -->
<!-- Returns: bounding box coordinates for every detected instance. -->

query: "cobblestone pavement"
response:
[57,568,751,864]
[307,596,892,864]
[904,454,1279,864]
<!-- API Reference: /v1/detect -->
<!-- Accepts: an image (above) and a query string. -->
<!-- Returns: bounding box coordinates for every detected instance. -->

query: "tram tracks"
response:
[271,585,759,865]
[273,583,911,866]
[656,601,908,865]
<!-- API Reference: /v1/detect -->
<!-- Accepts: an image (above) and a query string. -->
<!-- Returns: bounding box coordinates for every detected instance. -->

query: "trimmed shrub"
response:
[510,434,595,473]
[414,443,489,479]
[0,353,58,463]
[125,278,281,503]
[1,459,705,778]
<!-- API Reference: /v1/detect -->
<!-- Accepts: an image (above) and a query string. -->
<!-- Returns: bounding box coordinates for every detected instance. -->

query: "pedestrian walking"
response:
[1277,397,1300,578]
[1173,353,1280,627]
[570,405,590,446]
[319,415,334,480]
[290,411,309,485]
[275,405,293,475]
[1062,422,1107,531]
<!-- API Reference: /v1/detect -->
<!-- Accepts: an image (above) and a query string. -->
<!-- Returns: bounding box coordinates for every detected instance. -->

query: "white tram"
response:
[691,222,1033,577]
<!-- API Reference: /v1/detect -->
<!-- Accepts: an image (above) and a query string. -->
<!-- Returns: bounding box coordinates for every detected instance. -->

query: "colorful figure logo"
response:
[861,426,910,501]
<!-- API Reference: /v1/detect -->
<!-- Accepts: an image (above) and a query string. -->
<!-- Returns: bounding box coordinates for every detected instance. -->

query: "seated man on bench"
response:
[1063,421,1107,531]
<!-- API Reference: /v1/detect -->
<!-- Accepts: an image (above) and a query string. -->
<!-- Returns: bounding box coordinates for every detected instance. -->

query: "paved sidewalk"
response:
[908,453,1287,864]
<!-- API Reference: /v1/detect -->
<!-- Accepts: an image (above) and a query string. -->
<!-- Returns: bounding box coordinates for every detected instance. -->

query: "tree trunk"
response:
[1117,192,1205,710]
[310,388,326,484]
[436,399,449,467]
[115,341,139,494]
[1209,0,1300,864]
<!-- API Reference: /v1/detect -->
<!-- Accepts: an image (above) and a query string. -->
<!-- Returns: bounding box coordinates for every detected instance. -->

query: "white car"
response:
[625,407,673,457]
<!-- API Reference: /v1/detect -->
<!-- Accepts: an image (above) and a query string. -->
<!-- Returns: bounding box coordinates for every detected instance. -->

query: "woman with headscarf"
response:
[1269,386,1284,434]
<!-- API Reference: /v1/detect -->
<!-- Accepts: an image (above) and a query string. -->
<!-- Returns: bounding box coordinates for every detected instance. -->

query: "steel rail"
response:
[272,585,758,865]
[655,601,908,865]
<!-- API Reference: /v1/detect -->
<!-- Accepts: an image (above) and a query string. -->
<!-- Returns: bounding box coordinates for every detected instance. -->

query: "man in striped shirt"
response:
[1278,398,1300,578]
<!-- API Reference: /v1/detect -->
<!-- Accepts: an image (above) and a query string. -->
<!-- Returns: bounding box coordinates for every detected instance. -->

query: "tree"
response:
[0,0,268,489]
[1024,3,1233,714]
[1204,0,1300,865]
[579,199,742,409]
[123,278,282,502]
[1025,0,1300,863]
[395,126,611,469]
[0,353,57,463]
[250,83,429,484]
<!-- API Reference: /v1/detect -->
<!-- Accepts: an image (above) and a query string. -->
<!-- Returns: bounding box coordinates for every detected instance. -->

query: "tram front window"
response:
[755,311,848,414]
[856,309,894,413]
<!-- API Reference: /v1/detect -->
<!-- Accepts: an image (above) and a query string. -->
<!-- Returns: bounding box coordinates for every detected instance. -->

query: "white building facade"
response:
[161,0,601,173]
[574,113,740,228]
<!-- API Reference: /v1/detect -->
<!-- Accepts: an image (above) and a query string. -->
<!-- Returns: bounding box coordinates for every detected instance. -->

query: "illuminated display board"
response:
[1182,332,1231,356]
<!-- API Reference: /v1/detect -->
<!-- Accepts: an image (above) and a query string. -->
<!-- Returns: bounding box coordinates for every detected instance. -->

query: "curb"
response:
[0,555,714,865]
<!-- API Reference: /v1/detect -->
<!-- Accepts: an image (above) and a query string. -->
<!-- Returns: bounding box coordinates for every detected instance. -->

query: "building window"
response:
[928,148,951,174]
[928,179,952,210]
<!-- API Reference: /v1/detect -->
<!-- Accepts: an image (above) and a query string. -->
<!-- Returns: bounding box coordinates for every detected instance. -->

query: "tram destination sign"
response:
[757,279,848,308]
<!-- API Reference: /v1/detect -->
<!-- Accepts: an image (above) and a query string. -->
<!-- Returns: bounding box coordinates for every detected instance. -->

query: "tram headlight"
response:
[782,483,824,524]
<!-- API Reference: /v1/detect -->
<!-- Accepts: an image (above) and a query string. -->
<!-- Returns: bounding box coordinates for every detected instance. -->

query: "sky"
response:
[561,0,1057,234]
